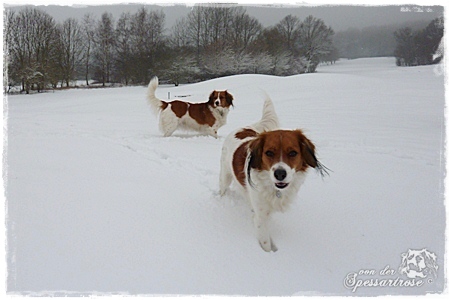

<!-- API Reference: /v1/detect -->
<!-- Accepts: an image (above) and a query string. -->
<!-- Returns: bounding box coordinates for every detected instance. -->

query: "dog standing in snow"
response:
[146,76,234,137]
[219,95,328,252]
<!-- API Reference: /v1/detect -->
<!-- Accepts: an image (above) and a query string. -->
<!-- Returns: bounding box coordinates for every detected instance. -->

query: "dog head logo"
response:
[398,249,438,279]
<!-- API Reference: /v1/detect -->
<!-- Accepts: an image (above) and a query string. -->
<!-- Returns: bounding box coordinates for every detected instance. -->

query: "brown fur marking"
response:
[233,140,251,187]
[188,103,216,126]
[235,128,257,140]
[169,100,188,118]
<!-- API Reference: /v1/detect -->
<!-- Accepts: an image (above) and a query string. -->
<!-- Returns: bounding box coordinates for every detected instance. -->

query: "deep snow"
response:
[4,58,446,296]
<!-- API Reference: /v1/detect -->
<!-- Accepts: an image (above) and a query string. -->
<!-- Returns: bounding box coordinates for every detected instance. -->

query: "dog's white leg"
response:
[254,210,275,252]
[270,239,278,252]
[219,160,232,197]
[219,174,232,196]
[207,127,218,138]
[159,108,178,137]
[219,145,232,196]
[250,198,276,252]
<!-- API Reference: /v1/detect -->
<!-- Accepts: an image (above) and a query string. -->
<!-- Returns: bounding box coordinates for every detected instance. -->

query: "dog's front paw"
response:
[259,238,277,252]
[270,239,278,252]
[209,129,218,138]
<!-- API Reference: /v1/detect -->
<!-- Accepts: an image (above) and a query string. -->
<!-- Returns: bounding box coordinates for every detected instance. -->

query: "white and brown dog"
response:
[147,76,234,137]
[219,96,328,252]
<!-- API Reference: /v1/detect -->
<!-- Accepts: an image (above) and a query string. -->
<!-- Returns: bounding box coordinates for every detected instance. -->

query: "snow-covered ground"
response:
[4,58,446,296]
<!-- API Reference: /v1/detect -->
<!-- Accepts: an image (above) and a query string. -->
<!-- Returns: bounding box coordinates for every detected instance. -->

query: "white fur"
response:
[147,76,162,115]
[219,96,307,252]
[146,76,230,137]
[250,91,280,132]
[247,170,306,252]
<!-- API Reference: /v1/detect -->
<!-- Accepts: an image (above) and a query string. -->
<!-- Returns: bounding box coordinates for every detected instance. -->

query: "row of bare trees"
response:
[394,17,443,67]
[4,6,337,92]
[168,8,336,84]
[4,7,165,93]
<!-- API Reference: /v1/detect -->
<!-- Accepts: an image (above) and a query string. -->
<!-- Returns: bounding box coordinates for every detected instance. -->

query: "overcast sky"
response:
[4,1,445,32]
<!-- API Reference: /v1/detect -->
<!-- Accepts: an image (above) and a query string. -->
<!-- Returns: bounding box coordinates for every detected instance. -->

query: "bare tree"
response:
[94,12,115,86]
[201,44,235,77]
[251,27,288,75]
[169,5,267,79]
[165,52,199,86]
[168,17,199,84]
[130,7,166,84]
[186,6,207,64]
[394,27,416,66]
[394,17,443,67]
[276,14,301,53]
[115,12,133,85]
[3,10,16,92]
[250,51,274,74]
[7,7,58,93]
[170,17,191,49]
[185,6,236,61]
[81,13,96,85]
[58,18,84,87]
[229,8,262,53]
[297,15,334,73]
[413,17,443,65]
[182,5,263,78]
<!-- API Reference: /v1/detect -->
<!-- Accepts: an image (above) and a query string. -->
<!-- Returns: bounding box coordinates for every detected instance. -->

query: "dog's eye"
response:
[288,151,298,157]
[265,151,275,157]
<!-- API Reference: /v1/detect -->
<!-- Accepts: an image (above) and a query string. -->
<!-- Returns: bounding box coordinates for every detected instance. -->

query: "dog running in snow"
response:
[146,76,234,137]
[219,95,328,252]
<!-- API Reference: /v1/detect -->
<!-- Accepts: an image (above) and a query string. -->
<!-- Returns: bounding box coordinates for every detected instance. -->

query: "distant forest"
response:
[335,19,443,61]
[3,5,444,93]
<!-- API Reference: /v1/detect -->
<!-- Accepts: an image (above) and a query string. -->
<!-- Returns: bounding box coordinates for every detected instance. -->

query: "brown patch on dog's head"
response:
[248,134,265,171]
[209,90,234,108]
[248,130,318,172]
[294,129,318,171]
[246,129,323,187]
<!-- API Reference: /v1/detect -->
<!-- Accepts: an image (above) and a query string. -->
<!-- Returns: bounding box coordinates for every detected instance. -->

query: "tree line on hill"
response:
[3,6,335,93]
[3,6,443,94]
[333,17,444,66]
[393,17,443,66]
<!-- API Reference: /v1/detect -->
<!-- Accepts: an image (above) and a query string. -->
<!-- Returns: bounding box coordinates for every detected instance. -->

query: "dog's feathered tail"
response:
[147,76,165,115]
[251,92,280,133]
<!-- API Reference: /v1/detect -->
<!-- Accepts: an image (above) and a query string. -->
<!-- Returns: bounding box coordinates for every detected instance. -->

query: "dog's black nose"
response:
[215,100,220,106]
[274,168,287,181]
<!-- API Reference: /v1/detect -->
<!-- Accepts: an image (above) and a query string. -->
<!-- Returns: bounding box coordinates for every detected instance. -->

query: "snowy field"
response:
[4,58,446,296]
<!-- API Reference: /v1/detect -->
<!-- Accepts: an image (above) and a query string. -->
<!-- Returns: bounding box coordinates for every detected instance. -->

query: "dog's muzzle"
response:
[274,168,288,189]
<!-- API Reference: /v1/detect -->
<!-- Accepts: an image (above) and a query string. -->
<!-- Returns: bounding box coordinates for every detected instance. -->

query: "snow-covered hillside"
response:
[4,58,446,296]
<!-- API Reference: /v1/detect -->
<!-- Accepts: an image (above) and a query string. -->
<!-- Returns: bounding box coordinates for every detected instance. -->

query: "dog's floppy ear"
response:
[225,90,234,107]
[247,134,265,187]
[296,129,330,177]
[209,90,217,103]
[296,130,317,169]
[248,134,265,169]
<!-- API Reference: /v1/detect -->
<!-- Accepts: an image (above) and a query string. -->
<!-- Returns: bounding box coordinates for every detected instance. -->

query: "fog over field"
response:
[5,1,444,32]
